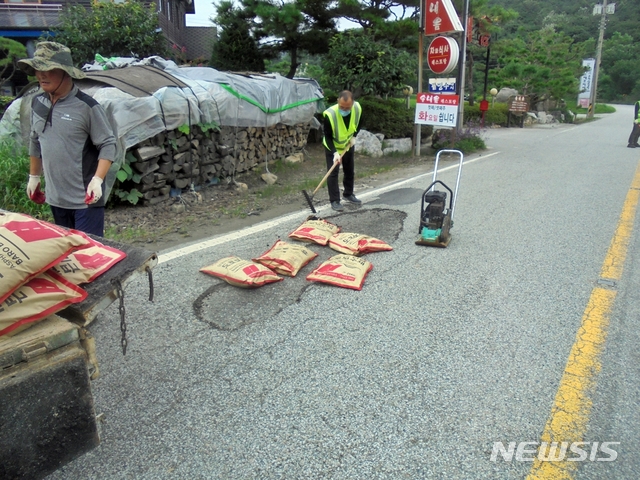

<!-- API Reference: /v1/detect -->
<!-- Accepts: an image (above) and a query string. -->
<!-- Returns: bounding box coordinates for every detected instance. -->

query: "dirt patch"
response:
[104,142,436,252]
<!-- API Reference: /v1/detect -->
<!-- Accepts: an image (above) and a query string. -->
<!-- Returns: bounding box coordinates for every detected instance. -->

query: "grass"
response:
[256,177,320,199]
[104,225,151,243]
[565,100,616,115]
[0,139,53,220]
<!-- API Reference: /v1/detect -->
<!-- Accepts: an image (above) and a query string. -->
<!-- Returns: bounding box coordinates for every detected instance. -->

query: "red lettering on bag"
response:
[4,220,63,242]
[316,263,356,281]
[27,277,65,294]
[74,252,111,269]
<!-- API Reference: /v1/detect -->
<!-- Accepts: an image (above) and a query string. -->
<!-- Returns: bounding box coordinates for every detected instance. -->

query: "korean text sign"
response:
[414,93,459,127]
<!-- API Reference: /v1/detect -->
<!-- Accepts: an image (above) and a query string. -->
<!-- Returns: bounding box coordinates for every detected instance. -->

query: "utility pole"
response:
[588,0,609,118]
[455,0,470,130]
[415,8,424,156]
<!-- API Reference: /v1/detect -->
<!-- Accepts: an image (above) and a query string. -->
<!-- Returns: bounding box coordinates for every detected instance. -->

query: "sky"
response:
[186,0,216,27]
[185,0,412,29]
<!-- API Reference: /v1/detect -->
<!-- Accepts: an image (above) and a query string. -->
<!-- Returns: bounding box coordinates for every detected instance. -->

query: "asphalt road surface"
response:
[49,106,640,480]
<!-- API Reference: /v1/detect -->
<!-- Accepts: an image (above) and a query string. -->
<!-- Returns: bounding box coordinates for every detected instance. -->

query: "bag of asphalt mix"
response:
[200,256,283,288]
[288,218,340,246]
[328,233,393,256]
[306,254,373,291]
[253,240,318,277]
[0,212,91,304]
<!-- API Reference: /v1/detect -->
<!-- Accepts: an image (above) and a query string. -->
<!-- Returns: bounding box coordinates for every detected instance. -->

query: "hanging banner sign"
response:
[415,92,459,127]
[427,36,459,74]
[577,58,596,108]
[424,0,464,36]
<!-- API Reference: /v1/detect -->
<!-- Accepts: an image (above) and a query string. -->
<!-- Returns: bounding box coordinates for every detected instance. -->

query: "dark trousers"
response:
[324,148,355,203]
[628,123,640,145]
[50,206,105,237]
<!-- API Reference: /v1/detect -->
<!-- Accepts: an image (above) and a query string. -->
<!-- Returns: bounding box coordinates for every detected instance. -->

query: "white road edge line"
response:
[158,151,502,264]
[550,126,579,136]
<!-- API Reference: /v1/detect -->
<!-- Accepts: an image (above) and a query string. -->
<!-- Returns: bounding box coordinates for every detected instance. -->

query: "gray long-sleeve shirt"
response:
[29,85,116,209]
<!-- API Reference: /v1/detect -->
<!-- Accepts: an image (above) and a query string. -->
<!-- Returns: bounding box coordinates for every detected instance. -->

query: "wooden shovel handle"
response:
[312,149,348,196]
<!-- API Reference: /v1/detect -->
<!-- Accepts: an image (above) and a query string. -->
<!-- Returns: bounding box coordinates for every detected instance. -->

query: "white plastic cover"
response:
[0,57,323,199]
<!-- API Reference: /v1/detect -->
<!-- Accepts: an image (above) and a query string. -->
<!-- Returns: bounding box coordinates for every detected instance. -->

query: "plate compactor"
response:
[416,149,464,248]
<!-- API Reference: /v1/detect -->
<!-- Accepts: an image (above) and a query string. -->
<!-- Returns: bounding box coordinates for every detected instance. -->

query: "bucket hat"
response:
[18,41,86,79]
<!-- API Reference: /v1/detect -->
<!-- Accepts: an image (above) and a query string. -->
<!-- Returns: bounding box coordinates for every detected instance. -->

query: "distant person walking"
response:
[322,90,363,211]
[18,41,116,236]
[627,99,640,148]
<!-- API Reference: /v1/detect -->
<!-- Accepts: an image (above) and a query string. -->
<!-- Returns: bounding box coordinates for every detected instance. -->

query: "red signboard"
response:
[417,93,460,106]
[426,36,459,75]
[424,0,464,36]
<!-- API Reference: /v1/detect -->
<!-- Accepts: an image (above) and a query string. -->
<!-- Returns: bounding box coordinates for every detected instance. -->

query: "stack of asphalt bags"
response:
[0,211,126,337]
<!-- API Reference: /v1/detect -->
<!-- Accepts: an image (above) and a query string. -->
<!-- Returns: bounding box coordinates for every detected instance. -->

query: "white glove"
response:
[349,137,357,149]
[332,152,341,164]
[635,119,640,124]
[27,175,40,199]
[85,176,103,204]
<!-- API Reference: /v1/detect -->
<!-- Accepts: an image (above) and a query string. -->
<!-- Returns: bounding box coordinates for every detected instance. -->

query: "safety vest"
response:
[323,102,362,154]
[636,100,640,120]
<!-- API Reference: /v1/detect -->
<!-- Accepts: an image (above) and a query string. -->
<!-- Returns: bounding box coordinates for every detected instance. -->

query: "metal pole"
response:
[456,0,470,130]
[482,44,491,101]
[415,4,424,156]
[588,0,607,119]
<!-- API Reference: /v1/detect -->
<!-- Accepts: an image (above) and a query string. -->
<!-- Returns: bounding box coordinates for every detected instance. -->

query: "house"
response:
[0,0,216,94]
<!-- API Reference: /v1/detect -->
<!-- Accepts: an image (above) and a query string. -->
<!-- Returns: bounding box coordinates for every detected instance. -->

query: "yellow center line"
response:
[527,162,640,480]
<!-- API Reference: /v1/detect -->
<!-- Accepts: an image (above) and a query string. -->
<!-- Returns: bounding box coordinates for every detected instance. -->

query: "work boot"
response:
[343,194,362,204]
[331,201,344,211]
[628,144,637,148]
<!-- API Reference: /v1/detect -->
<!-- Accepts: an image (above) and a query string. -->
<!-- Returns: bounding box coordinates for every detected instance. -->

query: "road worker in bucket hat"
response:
[18,41,86,79]
[18,41,116,237]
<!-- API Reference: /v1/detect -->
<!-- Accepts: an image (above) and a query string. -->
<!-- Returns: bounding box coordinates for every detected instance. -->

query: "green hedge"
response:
[463,102,509,127]
[0,138,52,220]
[358,97,432,139]
[0,96,15,118]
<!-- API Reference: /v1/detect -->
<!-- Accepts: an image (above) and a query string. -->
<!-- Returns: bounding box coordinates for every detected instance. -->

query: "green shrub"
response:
[0,139,52,220]
[0,96,15,118]
[463,102,509,127]
[431,124,487,154]
[358,96,432,139]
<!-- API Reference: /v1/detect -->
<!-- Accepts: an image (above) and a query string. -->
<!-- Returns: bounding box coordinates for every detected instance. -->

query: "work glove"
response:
[635,119,640,124]
[27,175,46,204]
[85,176,103,204]
[349,137,357,149]
[332,151,341,164]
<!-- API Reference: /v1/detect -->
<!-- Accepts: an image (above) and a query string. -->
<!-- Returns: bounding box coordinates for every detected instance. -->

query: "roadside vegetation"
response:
[1,0,635,230]
[0,140,52,220]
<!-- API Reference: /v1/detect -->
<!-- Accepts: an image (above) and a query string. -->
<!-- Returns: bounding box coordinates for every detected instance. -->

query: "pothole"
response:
[193,208,408,330]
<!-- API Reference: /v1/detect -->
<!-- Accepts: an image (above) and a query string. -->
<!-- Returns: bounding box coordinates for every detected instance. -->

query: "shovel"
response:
[302,148,348,214]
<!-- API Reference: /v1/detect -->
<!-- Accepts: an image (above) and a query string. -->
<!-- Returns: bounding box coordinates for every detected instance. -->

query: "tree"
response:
[214,0,338,79]
[489,27,587,104]
[336,0,419,31]
[0,38,27,91]
[599,32,640,101]
[456,0,518,104]
[322,31,416,97]
[211,2,265,71]
[48,0,166,67]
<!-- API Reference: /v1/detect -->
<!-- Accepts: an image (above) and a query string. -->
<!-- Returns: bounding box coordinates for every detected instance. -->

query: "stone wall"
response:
[123,123,310,205]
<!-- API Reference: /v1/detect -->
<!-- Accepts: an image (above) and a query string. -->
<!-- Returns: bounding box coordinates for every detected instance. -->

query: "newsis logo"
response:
[490,442,619,462]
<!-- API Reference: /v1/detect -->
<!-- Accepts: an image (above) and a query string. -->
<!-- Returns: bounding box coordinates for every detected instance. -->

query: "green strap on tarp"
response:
[220,84,322,114]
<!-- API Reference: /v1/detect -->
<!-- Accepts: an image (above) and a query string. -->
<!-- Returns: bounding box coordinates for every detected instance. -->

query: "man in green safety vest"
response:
[322,90,363,211]
[628,99,640,148]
